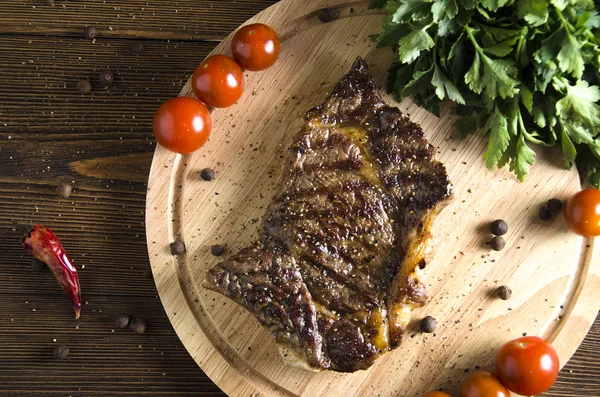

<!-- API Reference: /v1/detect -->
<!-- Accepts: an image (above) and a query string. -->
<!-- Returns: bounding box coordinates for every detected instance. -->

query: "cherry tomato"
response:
[564,189,600,237]
[191,54,244,108]
[423,392,453,397]
[232,23,280,71]
[496,336,559,396]
[153,97,211,154]
[460,370,509,397]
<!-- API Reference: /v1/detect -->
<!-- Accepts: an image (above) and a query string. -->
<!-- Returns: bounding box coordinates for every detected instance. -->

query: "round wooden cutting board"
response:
[145,1,600,395]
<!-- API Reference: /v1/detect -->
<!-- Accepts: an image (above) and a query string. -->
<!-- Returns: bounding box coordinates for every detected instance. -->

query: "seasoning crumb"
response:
[420,316,437,333]
[31,258,46,272]
[211,244,225,257]
[317,8,332,23]
[170,241,186,255]
[489,219,508,236]
[547,198,562,212]
[200,168,215,181]
[98,70,114,87]
[497,285,512,300]
[129,317,147,334]
[490,236,506,251]
[114,313,130,329]
[56,182,72,198]
[83,26,97,40]
[77,80,92,94]
[539,206,552,221]
[130,42,144,53]
[54,345,69,360]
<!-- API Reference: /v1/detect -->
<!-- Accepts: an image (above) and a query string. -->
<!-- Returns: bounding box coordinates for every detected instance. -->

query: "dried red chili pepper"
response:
[22,225,82,319]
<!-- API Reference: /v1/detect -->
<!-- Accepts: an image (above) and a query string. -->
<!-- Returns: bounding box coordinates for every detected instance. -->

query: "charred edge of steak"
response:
[205,57,453,373]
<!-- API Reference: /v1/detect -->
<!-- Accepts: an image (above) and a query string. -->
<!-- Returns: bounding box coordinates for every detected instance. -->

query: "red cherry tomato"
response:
[496,336,559,396]
[460,370,510,397]
[232,23,280,71]
[564,189,600,237]
[423,392,453,397]
[153,97,211,154]
[191,54,244,108]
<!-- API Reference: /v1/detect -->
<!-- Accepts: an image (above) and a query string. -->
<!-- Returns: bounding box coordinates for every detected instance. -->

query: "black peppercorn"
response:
[489,219,508,236]
[170,241,186,255]
[98,70,114,87]
[129,317,146,334]
[130,42,144,53]
[54,345,69,359]
[317,8,332,23]
[420,316,437,333]
[200,168,215,181]
[143,267,153,279]
[539,206,552,221]
[56,182,72,198]
[547,198,562,212]
[83,26,97,40]
[497,285,512,300]
[114,313,130,329]
[490,236,505,251]
[77,80,92,94]
[32,258,47,272]
[211,244,225,257]
[43,0,54,5]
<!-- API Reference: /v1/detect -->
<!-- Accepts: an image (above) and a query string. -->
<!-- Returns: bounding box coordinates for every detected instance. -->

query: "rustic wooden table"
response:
[0,1,597,396]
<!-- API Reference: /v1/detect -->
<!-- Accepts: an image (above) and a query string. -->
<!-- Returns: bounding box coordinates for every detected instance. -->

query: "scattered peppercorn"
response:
[490,236,506,251]
[200,168,215,181]
[539,206,552,221]
[420,316,437,333]
[114,313,130,329]
[54,345,69,360]
[77,80,92,94]
[497,285,512,300]
[43,0,54,5]
[489,219,508,236]
[170,241,186,255]
[547,198,562,212]
[211,244,225,257]
[98,70,114,87]
[143,267,153,279]
[56,182,72,198]
[130,42,144,53]
[129,317,146,334]
[32,258,47,272]
[83,26,97,40]
[317,8,332,23]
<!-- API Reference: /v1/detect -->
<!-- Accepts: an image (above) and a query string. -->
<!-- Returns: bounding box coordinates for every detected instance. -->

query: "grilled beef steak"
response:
[205,58,452,372]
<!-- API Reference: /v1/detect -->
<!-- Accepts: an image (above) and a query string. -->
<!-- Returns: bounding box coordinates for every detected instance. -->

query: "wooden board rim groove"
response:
[146,1,600,396]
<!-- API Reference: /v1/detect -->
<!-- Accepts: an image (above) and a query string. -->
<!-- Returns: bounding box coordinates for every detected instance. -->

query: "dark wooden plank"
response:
[0,0,279,41]
[0,0,598,395]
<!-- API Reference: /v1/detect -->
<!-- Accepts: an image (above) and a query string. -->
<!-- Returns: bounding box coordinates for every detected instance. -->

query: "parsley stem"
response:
[464,25,481,51]
[555,8,572,38]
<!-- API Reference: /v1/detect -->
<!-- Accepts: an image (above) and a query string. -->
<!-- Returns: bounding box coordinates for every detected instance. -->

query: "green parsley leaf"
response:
[511,133,537,180]
[432,64,466,104]
[557,33,585,79]
[555,79,600,129]
[560,128,577,168]
[432,0,459,22]
[397,26,435,63]
[517,0,549,26]
[464,50,520,99]
[392,0,431,23]
[482,109,510,169]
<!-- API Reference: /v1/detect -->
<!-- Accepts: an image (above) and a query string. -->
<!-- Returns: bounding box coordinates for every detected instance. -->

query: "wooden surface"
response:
[0,0,597,396]
[146,1,600,396]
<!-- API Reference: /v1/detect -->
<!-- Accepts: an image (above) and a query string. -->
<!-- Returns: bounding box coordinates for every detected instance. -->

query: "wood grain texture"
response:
[0,0,597,396]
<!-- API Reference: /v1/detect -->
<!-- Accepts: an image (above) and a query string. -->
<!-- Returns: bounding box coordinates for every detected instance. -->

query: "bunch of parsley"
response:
[370,0,600,186]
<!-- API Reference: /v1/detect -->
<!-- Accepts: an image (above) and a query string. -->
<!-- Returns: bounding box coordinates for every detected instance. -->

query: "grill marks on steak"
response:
[205,58,452,372]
